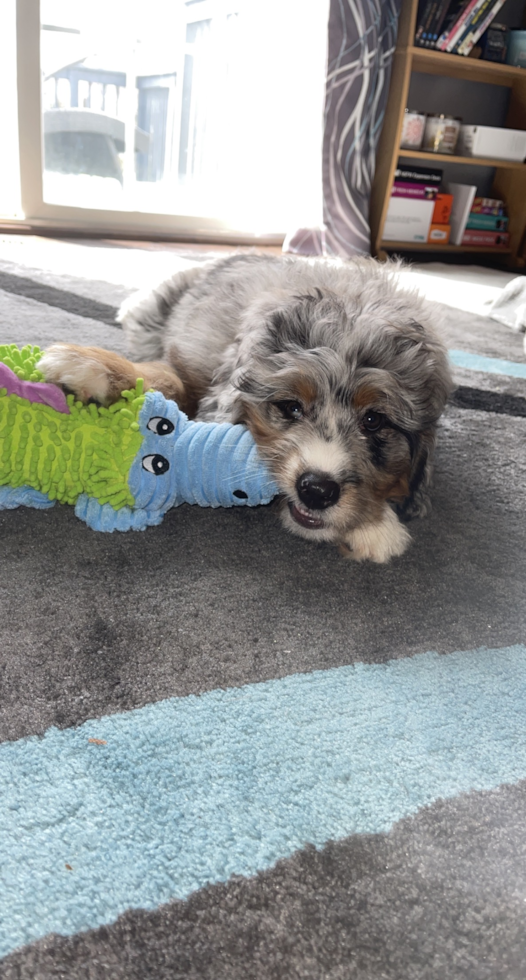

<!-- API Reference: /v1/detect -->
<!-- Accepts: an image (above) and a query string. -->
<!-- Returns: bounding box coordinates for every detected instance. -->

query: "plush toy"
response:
[0,344,278,531]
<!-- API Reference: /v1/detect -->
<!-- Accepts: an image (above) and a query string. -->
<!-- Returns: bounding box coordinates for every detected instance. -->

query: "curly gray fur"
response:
[119,253,453,562]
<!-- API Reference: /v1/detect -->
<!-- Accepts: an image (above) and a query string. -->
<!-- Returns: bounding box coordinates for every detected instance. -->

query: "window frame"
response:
[11,0,283,244]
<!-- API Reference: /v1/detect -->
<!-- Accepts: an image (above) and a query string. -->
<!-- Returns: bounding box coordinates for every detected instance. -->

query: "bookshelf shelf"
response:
[370,0,526,267]
[398,149,526,169]
[379,241,511,253]
[410,46,526,85]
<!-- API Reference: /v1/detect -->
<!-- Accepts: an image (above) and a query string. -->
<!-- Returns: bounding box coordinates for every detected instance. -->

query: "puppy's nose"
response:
[296,472,340,510]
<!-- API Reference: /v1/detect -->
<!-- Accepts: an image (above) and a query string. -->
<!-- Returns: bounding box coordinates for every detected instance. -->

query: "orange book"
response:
[432,194,453,225]
[427,224,451,244]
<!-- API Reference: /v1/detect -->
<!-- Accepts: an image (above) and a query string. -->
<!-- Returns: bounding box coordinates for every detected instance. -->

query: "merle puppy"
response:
[39,253,452,562]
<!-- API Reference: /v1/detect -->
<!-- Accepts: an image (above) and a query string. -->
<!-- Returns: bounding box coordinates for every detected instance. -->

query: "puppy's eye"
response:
[361,411,384,433]
[274,400,304,421]
[142,454,170,475]
[147,416,175,436]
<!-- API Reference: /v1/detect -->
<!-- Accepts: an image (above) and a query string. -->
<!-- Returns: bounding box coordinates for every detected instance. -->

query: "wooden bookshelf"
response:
[370,0,526,266]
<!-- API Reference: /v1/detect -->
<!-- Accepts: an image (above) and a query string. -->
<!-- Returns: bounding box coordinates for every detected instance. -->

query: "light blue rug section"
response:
[2,645,526,957]
[448,349,526,378]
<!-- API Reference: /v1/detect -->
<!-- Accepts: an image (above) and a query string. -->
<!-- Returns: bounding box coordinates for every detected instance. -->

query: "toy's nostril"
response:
[233,489,248,499]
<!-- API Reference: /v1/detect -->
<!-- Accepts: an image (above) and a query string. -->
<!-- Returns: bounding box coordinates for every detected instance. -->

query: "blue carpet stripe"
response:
[448,349,526,378]
[2,645,526,958]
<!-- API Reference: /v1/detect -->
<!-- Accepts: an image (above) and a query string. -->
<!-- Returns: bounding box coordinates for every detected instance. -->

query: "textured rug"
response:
[1,238,526,980]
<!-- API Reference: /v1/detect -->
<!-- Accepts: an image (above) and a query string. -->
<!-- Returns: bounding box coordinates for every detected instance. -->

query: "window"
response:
[10,0,328,240]
[0,0,21,218]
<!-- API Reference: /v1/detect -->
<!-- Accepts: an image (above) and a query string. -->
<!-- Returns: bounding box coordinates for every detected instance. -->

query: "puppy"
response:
[39,253,452,562]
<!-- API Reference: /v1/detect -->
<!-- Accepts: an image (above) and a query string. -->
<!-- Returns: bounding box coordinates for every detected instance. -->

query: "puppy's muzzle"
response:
[296,472,341,510]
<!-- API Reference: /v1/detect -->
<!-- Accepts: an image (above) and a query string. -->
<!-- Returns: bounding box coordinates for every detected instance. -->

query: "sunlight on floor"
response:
[0,236,520,321]
[395,263,517,318]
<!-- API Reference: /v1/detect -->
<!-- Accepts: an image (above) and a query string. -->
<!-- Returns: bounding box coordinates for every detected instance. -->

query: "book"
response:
[435,0,469,47]
[473,196,504,207]
[447,0,498,51]
[428,223,451,243]
[461,229,510,245]
[471,196,505,215]
[414,0,435,45]
[423,0,455,46]
[392,182,438,200]
[383,198,435,242]
[431,0,457,45]
[451,0,496,51]
[457,0,507,55]
[436,0,472,48]
[394,164,443,185]
[432,193,454,224]
[446,182,477,244]
[443,0,485,51]
[471,205,506,215]
[465,213,509,230]
[422,1,440,45]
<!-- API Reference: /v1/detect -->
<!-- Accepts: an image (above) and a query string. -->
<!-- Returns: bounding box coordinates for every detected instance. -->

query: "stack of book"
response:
[461,197,510,246]
[384,165,453,243]
[415,0,508,56]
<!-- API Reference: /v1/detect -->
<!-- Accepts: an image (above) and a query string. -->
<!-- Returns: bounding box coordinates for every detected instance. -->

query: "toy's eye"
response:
[147,416,174,436]
[233,489,248,499]
[142,454,170,475]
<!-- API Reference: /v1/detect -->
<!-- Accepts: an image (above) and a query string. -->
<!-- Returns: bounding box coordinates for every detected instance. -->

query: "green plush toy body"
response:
[0,345,278,531]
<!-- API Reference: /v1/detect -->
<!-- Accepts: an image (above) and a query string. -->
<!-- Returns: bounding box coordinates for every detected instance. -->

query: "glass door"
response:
[13,0,328,239]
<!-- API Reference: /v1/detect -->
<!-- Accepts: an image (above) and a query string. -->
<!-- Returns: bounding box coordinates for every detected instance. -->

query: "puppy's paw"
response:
[342,507,411,563]
[38,345,127,405]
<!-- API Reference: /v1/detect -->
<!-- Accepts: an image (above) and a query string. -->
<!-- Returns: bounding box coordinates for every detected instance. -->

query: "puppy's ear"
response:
[396,429,436,520]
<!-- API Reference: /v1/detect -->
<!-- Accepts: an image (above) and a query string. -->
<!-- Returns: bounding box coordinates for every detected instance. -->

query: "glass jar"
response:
[423,114,461,154]
[399,109,426,150]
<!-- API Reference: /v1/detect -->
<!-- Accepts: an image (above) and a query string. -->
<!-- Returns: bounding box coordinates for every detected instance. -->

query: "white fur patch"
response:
[294,434,348,480]
[345,507,411,563]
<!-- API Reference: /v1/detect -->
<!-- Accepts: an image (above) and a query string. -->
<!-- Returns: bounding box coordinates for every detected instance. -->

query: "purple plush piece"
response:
[0,362,70,413]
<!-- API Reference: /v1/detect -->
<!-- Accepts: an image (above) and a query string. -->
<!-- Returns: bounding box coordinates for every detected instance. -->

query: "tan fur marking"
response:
[237,401,279,448]
[352,385,381,410]
[39,344,187,407]
[374,472,410,502]
[290,374,317,405]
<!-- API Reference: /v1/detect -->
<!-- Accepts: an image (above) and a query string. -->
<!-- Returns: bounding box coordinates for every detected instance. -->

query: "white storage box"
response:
[459,125,526,162]
[383,198,434,243]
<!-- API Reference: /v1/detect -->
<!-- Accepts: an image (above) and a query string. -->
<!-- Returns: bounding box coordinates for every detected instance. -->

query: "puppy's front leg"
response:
[38,344,186,407]
[342,506,411,563]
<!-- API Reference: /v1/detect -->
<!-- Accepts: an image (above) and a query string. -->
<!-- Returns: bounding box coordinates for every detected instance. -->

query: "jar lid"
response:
[406,108,425,114]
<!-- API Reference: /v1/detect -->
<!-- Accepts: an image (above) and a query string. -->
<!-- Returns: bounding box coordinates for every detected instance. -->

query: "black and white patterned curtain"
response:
[284,0,402,258]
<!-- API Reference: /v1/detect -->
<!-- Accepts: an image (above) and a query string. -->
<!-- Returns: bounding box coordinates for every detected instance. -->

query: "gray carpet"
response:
[1,242,526,979]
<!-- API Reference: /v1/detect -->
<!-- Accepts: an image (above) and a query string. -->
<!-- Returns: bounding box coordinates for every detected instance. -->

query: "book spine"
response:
[440,0,480,50]
[395,167,443,185]
[474,196,504,206]
[423,1,440,45]
[471,206,506,215]
[430,0,456,46]
[392,183,438,199]
[472,197,505,213]
[452,0,496,52]
[461,229,510,245]
[465,214,509,229]
[436,0,469,48]
[457,0,507,54]
[414,0,436,45]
